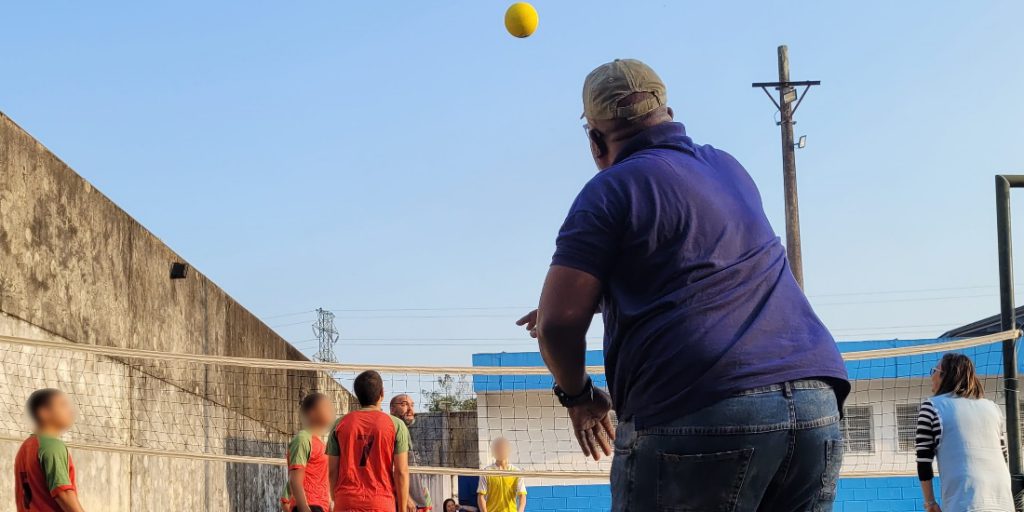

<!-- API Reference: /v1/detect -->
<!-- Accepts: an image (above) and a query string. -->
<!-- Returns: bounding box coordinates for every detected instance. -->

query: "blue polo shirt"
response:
[552,122,849,428]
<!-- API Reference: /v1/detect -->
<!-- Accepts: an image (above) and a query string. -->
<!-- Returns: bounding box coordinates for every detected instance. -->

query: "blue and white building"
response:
[471,337,1013,512]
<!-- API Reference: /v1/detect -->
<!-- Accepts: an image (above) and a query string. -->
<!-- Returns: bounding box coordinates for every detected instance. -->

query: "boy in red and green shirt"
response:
[288,392,336,512]
[327,370,410,512]
[14,388,87,512]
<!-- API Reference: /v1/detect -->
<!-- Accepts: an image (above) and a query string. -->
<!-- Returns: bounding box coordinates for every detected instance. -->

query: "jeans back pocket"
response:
[656,448,754,512]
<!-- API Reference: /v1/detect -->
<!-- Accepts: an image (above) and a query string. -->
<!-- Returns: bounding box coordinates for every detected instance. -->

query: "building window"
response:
[896,403,921,452]
[842,406,874,453]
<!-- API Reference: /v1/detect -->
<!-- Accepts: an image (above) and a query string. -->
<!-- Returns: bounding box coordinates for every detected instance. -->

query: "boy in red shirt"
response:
[14,388,87,512]
[327,370,410,512]
[288,392,336,512]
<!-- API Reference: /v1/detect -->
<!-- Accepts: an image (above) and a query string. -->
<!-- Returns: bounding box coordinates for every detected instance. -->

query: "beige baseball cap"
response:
[582,58,667,121]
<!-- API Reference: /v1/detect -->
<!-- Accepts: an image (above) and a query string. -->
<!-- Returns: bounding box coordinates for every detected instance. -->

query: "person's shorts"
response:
[291,506,325,512]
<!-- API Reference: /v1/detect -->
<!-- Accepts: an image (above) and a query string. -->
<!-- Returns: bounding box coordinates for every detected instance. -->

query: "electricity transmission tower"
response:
[312,308,339,363]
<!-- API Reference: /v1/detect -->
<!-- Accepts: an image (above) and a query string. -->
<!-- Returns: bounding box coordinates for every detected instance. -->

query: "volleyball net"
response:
[0,330,1020,479]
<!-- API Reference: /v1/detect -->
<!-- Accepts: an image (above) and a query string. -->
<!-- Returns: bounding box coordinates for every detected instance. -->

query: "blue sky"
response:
[2,2,1023,365]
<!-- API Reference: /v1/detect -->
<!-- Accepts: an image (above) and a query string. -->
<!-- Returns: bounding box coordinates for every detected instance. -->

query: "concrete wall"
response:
[0,111,352,511]
[410,411,479,469]
[407,411,479,508]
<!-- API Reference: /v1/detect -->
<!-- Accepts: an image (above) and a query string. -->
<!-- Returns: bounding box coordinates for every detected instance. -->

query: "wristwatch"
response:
[553,375,594,408]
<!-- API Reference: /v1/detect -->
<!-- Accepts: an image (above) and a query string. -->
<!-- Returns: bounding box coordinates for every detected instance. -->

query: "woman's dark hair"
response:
[354,370,384,407]
[442,498,458,511]
[935,353,984,399]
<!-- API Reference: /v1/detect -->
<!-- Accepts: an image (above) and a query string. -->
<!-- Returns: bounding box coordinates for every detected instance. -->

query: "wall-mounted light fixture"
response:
[170,262,188,280]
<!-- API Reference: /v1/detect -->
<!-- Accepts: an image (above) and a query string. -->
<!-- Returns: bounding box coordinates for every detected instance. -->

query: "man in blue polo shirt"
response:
[517,59,850,511]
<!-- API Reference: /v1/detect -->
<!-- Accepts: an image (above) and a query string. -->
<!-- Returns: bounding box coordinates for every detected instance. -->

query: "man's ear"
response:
[666,106,674,120]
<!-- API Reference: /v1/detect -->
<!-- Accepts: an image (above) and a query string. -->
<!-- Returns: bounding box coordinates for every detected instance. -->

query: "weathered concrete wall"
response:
[0,111,353,511]
[408,411,478,508]
[410,411,479,469]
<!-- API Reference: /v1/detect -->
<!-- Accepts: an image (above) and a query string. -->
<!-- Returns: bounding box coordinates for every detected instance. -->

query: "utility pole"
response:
[752,45,819,289]
[312,308,339,363]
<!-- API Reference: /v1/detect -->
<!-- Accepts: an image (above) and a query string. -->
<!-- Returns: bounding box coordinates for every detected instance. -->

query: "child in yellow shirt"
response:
[476,438,526,512]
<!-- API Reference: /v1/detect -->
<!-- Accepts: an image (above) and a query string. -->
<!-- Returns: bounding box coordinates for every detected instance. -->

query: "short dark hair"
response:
[26,388,62,423]
[353,371,384,407]
[300,392,327,414]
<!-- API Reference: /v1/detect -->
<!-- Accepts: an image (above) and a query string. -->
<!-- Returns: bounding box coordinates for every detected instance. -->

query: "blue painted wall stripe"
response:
[520,477,932,511]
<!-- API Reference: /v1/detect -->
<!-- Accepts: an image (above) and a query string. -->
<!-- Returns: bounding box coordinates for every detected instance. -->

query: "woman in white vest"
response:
[916,353,1013,512]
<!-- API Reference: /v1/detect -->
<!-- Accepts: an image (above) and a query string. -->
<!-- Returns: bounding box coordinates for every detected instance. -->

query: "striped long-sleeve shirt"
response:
[915,399,1008,481]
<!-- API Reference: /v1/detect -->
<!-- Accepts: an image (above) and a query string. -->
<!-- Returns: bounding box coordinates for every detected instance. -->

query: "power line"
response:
[261,310,315,320]
[807,284,1021,299]
[327,306,528,313]
[262,283,1024,320]
[271,319,318,329]
[332,313,514,320]
[814,293,992,307]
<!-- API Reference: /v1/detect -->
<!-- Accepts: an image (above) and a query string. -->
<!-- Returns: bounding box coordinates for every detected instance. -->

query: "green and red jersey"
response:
[287,429,331,510]
[326,409,409,512]
[14,434,77,512]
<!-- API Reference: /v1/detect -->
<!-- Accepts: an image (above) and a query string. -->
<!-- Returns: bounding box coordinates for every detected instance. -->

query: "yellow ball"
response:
[504,2,538,38]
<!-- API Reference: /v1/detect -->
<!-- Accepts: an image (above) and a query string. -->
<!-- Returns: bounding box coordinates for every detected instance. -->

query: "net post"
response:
[996,174,1024,511]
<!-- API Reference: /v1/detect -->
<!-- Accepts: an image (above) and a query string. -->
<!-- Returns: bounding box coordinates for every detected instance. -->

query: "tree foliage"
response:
[423,374,477,412]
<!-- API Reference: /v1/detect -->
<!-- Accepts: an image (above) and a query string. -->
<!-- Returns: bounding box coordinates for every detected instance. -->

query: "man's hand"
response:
[406,497,418,512]
[926,503,942,512]
[568,387,615,461]
[515,310,539,338]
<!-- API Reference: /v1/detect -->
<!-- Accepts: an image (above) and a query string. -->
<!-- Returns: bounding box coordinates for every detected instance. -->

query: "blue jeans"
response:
[611,379,843,511]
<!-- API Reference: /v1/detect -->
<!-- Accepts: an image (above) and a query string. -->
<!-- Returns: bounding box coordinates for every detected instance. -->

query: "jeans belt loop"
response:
[783,380,793,398]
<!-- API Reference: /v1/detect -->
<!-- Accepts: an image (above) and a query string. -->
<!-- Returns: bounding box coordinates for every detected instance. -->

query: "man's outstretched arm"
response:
[532,265,614,460]
[535,265,601,394]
